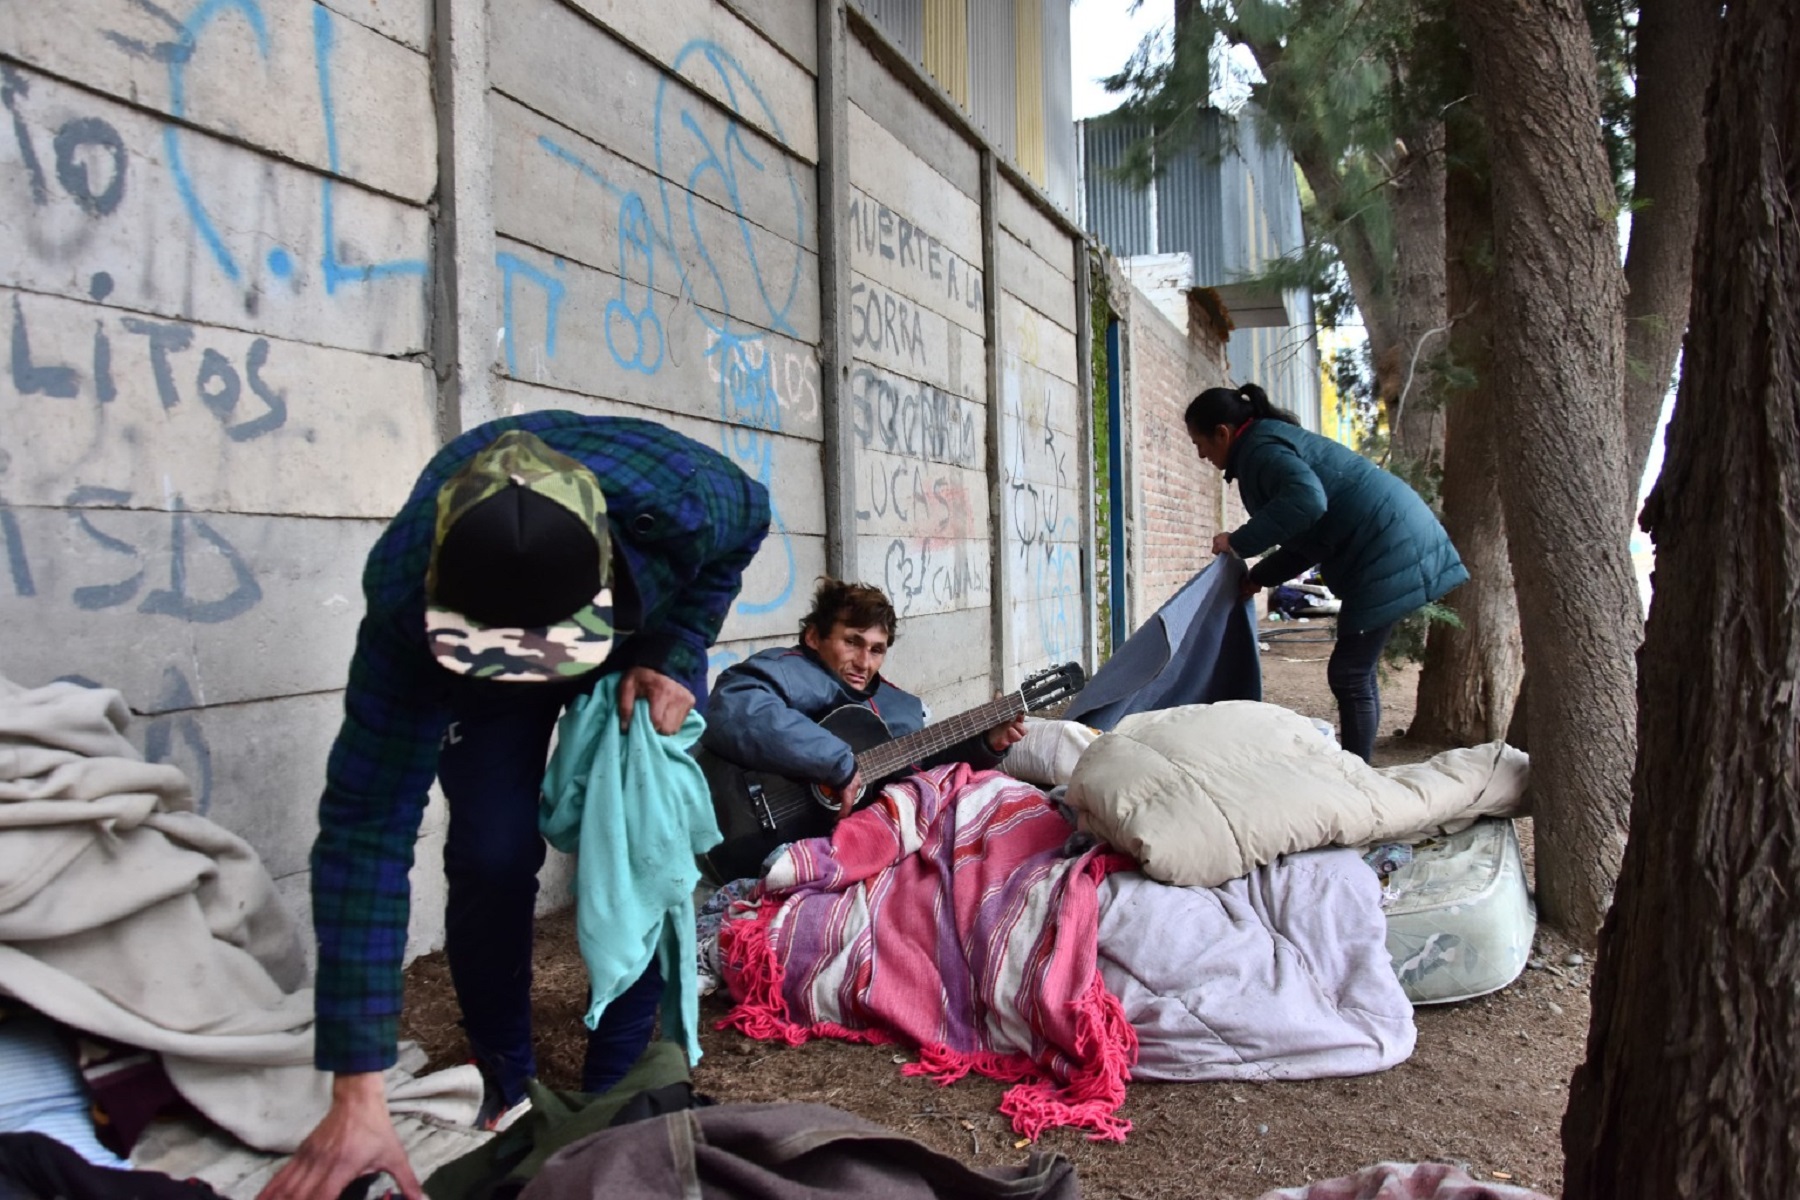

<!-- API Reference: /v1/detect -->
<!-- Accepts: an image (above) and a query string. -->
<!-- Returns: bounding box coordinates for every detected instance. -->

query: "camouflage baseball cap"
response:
[424,430,615,683]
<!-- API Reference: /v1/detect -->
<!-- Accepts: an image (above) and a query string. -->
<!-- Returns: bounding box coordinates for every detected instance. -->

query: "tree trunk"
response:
[1621,0,1721,479]
[1385,120,1449,475]
[1562,0,1800,1190]
[1288,136,1402,414]
[1450,0,1642,941]
[1410,103,1522,745]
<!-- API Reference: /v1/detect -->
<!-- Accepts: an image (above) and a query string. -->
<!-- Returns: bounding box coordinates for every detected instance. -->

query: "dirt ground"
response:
[401,630,1589,1199]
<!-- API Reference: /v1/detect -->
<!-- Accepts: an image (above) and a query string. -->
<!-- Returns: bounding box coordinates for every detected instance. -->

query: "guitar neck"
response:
[855,692,1026,781]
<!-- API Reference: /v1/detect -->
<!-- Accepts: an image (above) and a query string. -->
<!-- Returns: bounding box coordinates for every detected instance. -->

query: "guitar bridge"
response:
[746,780,778,833]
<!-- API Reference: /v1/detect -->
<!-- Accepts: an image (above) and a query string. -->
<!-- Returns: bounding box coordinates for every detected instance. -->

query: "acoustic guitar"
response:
[695,661,1087,883]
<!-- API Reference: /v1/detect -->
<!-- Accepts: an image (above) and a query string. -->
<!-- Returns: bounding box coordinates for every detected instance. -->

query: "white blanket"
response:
[0,676,479,1152]
[1099,850,1415,1082]
[1067,701,1530,887]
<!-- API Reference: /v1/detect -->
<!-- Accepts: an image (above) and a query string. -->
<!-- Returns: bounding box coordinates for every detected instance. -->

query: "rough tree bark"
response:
[1562,0,1800,1190]
[1449,0,1642,940]
[1410,102,1522,745]
[1386,119,1449,473]
[1620,0,1720,478]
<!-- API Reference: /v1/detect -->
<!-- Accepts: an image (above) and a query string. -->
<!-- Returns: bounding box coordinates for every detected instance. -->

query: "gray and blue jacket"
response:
[701,646,1002,787]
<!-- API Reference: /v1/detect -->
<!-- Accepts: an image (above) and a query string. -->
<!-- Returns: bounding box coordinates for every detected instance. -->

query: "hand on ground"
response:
[257,1074,421,1200]
[618,666,696,735]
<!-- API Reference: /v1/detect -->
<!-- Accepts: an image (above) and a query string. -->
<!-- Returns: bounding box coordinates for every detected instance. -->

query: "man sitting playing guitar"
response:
[702,578,1028,819]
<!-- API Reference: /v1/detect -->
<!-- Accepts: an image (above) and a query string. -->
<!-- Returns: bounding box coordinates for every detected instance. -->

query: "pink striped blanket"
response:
[718,764,1138,1142]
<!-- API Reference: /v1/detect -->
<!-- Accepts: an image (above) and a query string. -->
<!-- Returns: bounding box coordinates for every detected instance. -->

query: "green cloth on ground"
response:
[424,1041,694,1200]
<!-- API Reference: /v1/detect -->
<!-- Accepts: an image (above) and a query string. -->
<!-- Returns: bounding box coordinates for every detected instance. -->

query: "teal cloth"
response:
[539,676,721,1065]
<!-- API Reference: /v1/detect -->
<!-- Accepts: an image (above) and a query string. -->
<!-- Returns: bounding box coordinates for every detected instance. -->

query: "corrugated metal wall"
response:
[1079,119,1155,256]
[859,0,925,62]
[1082,105,1321,430]
[1156,113,1225,284]
[1041,0,1075,212]
[1013,0,1046,183]
[923,0,970,107]
[968,0,1018,166]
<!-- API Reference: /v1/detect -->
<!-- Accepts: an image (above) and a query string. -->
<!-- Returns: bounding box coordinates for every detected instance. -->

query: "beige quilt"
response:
[1064,701,1530,887]
[0,675,479,1152]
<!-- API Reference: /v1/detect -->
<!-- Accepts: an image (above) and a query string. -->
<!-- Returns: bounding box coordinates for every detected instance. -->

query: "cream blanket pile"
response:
[1065,701,1530,887]
[0,676,478,1152]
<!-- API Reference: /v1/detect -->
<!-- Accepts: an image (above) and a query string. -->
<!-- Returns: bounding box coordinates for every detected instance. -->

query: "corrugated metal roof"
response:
[968,0,1018,164]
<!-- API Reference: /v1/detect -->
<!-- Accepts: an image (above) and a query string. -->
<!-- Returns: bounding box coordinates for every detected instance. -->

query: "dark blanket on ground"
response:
[1064,557,1262,731]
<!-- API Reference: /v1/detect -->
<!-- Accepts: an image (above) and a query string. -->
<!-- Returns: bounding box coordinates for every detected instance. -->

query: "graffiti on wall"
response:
[147,1,427,292]
[1003,309,1082,667]
[506,38,814,621]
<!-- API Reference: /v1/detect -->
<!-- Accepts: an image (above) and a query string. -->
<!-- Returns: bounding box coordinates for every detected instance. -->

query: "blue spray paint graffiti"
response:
[312,6,426,291]
[495,251,566,376]
[156,0,426,292]
[515,40,813,621]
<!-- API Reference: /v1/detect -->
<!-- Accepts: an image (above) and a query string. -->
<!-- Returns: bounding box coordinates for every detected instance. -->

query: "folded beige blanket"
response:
[1065,701,1530,887]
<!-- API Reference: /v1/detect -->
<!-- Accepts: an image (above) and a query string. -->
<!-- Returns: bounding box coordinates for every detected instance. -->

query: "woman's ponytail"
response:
[1238,382,1299,425]
[1186,381,1299,433]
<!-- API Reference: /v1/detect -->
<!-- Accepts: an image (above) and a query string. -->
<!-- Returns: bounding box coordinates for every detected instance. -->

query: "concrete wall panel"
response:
[846,185,984,337]
[997,227,1075,333]
[500,0,824,166]
[0,0,436,201]
[997,179,1074,280]
[855,533,992,621]
[845,277,986,401]
[848,363,986,470]
[846,104,981,265]
[0,288,436,518]
[878,605,991,704]
[0,509,381,710]
[491,237,823,443]
[490,96,819,346]
[318,0,432,52]
[852,447,987,540]
[845,32,979,200]
[0,66,430,357]
[720,0,818,73]
[557,0,818,162]
[1002,291,1079,388]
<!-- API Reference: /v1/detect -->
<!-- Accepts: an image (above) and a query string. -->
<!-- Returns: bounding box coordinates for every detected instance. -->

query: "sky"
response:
[1069,0,1171,120]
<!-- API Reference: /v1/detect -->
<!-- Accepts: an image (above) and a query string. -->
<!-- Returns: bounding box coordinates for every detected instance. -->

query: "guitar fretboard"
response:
[854,692,1027,780]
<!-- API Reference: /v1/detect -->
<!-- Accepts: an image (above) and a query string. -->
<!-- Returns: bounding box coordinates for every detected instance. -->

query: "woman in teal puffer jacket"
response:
[1185,382,1468,761]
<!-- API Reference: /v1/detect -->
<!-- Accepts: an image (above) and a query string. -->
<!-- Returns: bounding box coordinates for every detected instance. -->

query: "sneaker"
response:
[475,1083,532,1132]
[471,1061,533,1132]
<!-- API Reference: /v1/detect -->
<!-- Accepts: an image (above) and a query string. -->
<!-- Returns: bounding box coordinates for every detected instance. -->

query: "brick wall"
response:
[1123,283,1232,631]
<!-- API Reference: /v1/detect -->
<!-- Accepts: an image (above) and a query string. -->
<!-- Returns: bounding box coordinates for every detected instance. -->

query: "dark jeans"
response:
[438,678,664,1103]
[1327,621,1396,763]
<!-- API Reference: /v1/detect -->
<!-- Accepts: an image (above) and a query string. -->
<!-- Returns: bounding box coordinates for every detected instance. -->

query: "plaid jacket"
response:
[312,411,770,1073]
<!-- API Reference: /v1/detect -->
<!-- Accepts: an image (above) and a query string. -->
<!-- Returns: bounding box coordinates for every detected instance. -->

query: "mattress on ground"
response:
[1384,818,1535,1004]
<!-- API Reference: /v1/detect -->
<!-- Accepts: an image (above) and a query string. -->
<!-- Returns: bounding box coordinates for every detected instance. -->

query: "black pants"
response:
[1327,621,1396,762]
[439,677,664,1105]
